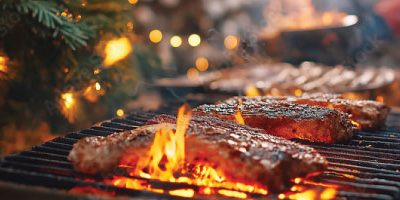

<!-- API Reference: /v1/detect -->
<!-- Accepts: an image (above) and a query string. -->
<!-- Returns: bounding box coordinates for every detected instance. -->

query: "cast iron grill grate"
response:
[1,109,400,200]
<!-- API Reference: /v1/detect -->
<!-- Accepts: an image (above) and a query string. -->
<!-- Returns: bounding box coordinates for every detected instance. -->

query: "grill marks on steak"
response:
[223,94,390,130]
[68,115,327,192]
[193,102,356,143]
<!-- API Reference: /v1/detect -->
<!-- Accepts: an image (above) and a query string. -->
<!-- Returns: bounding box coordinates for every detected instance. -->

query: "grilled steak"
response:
[69,115,327,192]
[193,102,355,143]
[223,94,390,130]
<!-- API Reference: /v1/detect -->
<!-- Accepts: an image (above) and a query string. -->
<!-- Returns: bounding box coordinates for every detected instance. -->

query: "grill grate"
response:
[1,110,400,200]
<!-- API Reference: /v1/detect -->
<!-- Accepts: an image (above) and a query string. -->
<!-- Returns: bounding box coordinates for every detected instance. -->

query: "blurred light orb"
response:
[95,82,101,91]
[103,37,132,67]
[342,15,358,26]
[170,35,182,47]
[128,0,138,5]
[61,93,74,109]
[224,35,239,50]
[188,34,201,47]
[187,67,199,81]
[195,57,209,72]
[149,29,163,43]
[116,109,125,117]
[0,56,8,72]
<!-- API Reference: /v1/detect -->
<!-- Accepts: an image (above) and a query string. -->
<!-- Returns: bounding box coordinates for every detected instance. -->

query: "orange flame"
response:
[351,120,361,129]
[134,104,191,181]
[235,110,245,125]
[111,104,269,198]
[245,85,261,97]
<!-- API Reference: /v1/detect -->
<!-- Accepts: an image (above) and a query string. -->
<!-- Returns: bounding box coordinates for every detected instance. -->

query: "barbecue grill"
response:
[1,100,400,200]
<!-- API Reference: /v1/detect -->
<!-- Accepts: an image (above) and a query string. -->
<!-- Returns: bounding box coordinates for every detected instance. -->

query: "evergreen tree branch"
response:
[1,0,95,50]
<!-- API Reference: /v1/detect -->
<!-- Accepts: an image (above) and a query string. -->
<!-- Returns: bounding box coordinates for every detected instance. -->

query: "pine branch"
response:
[1,0,95,50]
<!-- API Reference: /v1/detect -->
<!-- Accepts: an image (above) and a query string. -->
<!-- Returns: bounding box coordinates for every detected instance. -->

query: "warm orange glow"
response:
[376,95,384,103]
[170,35,182,47]
[188,34,201,47]
[62,93,74,109]
[294,177,302,184]
[294,89,303,97]
[224,35,239,50]
[134,104,192,181]
[93,68,101,75]
[341,92,364,100]
[286,187,337,200]
[187,67,199,81]
[149,29,163,43]
[116,109,125,117]
[103,37,132,67]
[218,189,247,199]
[195,57,209,72]
[126,21,134,31]
[320,188,337,199]
[60,92,79,123]
[235,110,245,125]
[245,85,261,97]
[0,56,8,73]
[95,82,101,91]
[288,189,316,200]
[169,189,195,198]
[111,104,269,198]
[128,0,138,5]
[351,120,361,129]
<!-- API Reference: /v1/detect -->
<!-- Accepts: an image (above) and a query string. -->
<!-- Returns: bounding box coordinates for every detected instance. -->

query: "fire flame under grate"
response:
[1,109,400,199]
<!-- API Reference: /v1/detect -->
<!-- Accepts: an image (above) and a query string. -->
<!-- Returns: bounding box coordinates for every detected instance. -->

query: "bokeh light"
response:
[170,35,182,47]
[188,34,201,47]
[116,108,125,117]
[186,67,199,81]
[195,57,209,71]
[224,35,239,50]
[149,29,163,43]
[128,0,138,5]
[103,37,132,67]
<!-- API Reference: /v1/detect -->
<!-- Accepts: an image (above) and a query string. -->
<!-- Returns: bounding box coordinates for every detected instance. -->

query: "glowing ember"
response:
[294,89,303,97]
[111,104,269,198]
[351,120,361,129]
[169,189,195,198]
[376,95,384,103]
[218,189,247,199]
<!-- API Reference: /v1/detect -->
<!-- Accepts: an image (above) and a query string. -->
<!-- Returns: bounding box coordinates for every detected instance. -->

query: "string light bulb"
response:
[116,109,125,117]
[61,93,74,109]
[95,82,101,91]
[103,37,132,67]
[170,35,182,47]
[224,35,239,50]
[188,34,201,47]
[0,56,8,73]
[149,29,163,43]
[195,57,209,71]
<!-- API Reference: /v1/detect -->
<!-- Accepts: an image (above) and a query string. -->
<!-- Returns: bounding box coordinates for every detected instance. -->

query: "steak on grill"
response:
[223,94,390,130]
[193,101,356,143]
[68,115,327,192]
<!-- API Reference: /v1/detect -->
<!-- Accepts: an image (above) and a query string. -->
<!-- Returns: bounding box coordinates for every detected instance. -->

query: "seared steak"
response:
[69,115,327,192]
[223,94,390,130]
[193,102,356,143]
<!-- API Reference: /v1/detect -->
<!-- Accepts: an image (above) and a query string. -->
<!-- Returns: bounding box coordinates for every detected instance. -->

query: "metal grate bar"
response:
[1,112,400,199]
